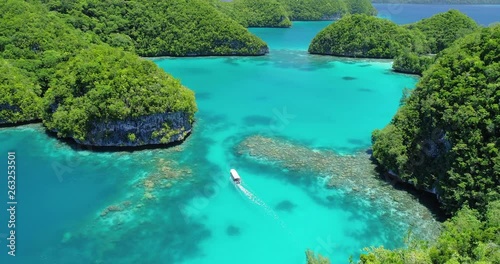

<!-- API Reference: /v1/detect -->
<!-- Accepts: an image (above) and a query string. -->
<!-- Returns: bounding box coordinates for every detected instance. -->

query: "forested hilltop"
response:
[278,0,377,20]
[0,0,197,147]
[372,0,499,4]
[309,10,479,74]
[208,0,377,27]
[393,9,479,74]
[365,24,500,264]
[309,14,427,58]
[41,0,269,57]
[208,0,292,27]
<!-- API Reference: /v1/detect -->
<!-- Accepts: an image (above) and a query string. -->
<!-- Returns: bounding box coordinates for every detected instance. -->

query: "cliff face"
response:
[73,111,192,147]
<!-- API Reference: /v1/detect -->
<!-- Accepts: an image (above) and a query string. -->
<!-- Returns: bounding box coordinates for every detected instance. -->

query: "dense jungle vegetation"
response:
[208,0,292,27]
[42,45,196,142]
[309,10,479,75]
[372,0,499,4]
[372,24,500,215]
[278,0,377,20]
[41,0,269,56]
[308,14,427,58]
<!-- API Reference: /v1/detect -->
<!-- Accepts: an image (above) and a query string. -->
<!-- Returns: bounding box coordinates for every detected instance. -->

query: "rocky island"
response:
[308,14,426,58]
[209,0,377,28]
[278,0,376,21]
[309,10,479,75]
[42,46,196,147]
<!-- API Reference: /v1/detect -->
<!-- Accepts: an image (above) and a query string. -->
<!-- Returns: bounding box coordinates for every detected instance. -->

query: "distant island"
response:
[372,0,500,4]
[209,0,377,27]
[208,0,292,28]
[278,0,377,21]
[309,10,479,74]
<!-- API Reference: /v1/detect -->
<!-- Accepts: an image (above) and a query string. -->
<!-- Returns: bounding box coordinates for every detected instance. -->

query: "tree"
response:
[372,25,500,214]
[209,0,292,28]
[0,59,42,124]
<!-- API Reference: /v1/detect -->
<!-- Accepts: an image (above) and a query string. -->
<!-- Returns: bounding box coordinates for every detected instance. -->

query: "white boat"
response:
[230,169,241,184]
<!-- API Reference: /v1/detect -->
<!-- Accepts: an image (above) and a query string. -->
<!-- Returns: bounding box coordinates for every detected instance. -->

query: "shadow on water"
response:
[357,88,373,93]
[342,76,357,81]
[226,225,241,236]
[347,138,370,147]
[223,57,240,66]
[275,200,297,213]
[243,115,273,127]
[194,91,212,100]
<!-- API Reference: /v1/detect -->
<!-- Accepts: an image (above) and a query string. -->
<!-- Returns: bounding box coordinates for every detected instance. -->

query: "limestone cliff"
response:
[71,112,192,147]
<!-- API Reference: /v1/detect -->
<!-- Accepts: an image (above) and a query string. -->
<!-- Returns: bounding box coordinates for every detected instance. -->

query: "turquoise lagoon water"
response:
[2,23,441,264]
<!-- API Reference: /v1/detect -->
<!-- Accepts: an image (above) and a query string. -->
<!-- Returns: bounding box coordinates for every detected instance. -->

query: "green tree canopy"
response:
[393,52,435,75]
[42,45,197,142]
[0,0,96,90]
[346,0,377,15]
[278,0,348,20]
[405,10,479,54]
[0,59,42,124]
[372,0,499,4]
[309,14,427,58]
[276,0,376,21]
[209,0,292,27]
[41,0,269,56]
[372,25,500,214]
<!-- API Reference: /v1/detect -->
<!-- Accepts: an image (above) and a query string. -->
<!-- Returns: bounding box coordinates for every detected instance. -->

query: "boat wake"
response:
[238,184,282,222]
[237,183,299,245]
[229,169,298,244]
[237,184,268,210]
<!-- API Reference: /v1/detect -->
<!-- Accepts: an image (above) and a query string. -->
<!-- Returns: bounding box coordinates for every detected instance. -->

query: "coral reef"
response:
[236,135,442,240]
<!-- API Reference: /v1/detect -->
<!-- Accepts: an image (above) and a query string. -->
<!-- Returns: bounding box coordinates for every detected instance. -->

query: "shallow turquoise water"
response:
[2,23,436,264]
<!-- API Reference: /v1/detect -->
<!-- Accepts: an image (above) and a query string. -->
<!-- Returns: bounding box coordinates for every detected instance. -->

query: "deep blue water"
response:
[374,3,500,25]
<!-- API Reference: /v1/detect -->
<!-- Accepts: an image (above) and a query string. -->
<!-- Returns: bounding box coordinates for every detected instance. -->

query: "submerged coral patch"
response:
[236,135,441,241]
